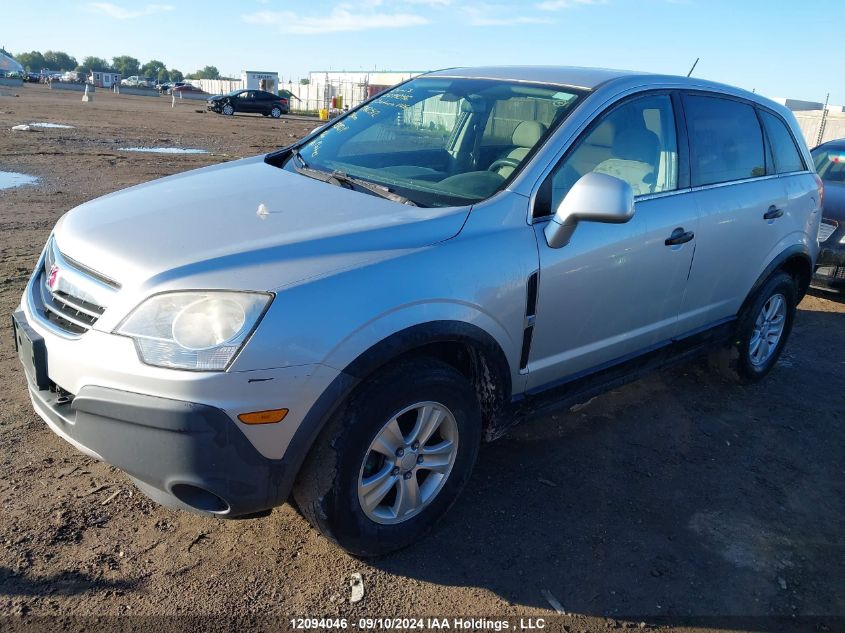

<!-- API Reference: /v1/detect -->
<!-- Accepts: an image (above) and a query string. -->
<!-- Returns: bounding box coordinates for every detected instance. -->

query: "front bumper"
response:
[812,231,845,292]
[14,296,345,517]
[27,378,288,517]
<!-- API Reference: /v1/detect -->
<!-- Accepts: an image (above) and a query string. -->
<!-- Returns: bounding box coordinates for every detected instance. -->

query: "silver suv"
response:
[14,67,822,556]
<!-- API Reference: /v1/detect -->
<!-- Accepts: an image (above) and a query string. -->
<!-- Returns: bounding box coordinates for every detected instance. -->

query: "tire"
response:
[293,357,482,557]
[709,271,797,383]
[222,103,234,116]
[270,106,282,118]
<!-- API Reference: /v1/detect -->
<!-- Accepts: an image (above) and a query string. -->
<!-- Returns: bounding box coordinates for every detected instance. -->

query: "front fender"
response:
[322,301,517,384]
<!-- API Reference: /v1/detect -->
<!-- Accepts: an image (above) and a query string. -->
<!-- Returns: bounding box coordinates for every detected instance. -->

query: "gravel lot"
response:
[0,84,843,633]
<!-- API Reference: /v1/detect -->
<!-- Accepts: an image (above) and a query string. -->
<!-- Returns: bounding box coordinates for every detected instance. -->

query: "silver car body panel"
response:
[19,66,821,476]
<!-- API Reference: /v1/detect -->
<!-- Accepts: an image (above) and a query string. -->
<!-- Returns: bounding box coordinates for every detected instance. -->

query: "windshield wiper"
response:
[329,171,418,206]
[289,148,417,206]
[290,147,308,169]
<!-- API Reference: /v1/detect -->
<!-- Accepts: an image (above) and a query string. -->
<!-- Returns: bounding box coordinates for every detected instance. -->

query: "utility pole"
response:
[686,57,699,78]
[816,93,830,147]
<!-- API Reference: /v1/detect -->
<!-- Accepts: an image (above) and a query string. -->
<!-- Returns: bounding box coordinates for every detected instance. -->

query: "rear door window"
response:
[684,95,765,186]
[759,110,805,174]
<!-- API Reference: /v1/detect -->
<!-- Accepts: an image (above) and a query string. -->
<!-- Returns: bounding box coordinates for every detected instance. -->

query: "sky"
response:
[1,0,843,104]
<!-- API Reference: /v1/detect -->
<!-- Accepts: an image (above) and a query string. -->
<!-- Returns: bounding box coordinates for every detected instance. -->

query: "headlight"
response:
[115,291,272,370]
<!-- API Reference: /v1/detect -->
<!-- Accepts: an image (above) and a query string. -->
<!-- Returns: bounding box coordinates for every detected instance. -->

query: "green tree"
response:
[299,78,310,85]
[42,50,77,71]
[77,56,112,73]
[189,65,220,80]
[15,51,45,72]
[140,59,167,80]
[156,67,170,82]
[112,55,140,77]
[169,68,183,82]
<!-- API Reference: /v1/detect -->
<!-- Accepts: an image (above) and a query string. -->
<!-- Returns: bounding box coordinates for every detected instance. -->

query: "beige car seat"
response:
[495,121,548,178]
[593,128,661,196]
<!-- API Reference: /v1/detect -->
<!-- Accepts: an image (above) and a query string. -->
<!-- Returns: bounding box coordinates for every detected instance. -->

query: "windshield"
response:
[813,146,845,184]
[280,77,584,207]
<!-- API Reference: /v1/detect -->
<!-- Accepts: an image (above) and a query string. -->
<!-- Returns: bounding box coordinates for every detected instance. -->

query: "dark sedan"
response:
[207,89,289,118]
[811,139,845,292]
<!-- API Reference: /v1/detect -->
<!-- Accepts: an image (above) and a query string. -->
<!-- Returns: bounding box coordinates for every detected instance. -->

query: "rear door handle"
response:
[764,206,784,220]
[665,227,695,246]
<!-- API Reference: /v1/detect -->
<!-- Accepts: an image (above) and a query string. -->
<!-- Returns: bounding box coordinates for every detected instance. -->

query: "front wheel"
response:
[293,357,482,557]
[710,271,797,383]
[222,103,234,116]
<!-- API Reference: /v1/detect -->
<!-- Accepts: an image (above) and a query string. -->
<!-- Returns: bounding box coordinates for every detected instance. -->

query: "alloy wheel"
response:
[749,293,786,366]
[357,401,459,525]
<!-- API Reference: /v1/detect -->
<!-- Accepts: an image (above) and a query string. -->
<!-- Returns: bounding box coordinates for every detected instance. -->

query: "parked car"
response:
[14,67,821,556]
[121,76,154,88]
[24,72,40,83]
[810,139,845,292]
[171,83,205,95]
[157,81,186,94]
[207,89,289,117]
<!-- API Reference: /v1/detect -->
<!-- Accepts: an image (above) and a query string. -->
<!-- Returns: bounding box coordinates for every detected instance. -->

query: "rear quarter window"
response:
[759,110,805,174]
[684,95,766,187]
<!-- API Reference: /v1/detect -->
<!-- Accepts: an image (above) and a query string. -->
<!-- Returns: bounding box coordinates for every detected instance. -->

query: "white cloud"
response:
[85,2,174,19]
[464,3,554,26]
[536,0,605,10]
[470,14,553,26]
[242,5,429,34]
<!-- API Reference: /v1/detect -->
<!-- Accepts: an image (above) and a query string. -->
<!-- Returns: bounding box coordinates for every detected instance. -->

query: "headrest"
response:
[613,128,660,164]
[590,121,615,147]
[512,121,547,148]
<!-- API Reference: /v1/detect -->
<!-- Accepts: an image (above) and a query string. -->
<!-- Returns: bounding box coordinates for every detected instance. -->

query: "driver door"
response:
[526,92,700,390]
[238,91,257,113]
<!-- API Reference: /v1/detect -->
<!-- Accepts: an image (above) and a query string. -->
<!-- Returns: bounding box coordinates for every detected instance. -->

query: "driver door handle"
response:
[665,227,695,246]
[764,205,784,220]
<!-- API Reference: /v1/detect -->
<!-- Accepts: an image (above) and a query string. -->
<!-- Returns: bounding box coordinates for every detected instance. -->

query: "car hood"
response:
[54,156,470,292]
[822,181,845,222]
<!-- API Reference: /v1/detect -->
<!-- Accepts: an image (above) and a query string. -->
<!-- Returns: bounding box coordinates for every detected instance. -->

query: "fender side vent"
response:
[519,271,539,371]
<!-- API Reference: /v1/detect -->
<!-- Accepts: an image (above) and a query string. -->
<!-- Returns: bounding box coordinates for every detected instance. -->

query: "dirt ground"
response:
[0,84,843,633]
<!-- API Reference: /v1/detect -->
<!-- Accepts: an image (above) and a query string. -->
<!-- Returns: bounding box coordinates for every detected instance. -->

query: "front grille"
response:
[818,220,838,243]
[31,239,118,335]
[42,287,105,334]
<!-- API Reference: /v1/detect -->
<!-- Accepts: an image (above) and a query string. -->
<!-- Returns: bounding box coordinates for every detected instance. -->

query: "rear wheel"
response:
[293,357,482,557]
[270,106,282,118]
[710,271,797,383]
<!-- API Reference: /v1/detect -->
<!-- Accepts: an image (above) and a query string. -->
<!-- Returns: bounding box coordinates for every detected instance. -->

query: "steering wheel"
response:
[487,157,521,172]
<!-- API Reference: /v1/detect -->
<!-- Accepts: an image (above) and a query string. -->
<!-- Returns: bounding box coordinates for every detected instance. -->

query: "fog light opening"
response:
[170,483,230,514]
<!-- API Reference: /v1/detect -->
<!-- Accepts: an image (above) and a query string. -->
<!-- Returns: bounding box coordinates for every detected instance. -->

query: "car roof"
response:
[424,66,647,90]
[424,65,760,96]
[815,139,845,151]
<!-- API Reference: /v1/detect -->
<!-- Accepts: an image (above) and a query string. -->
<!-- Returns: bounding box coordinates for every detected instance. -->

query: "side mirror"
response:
[544,172,635,249]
